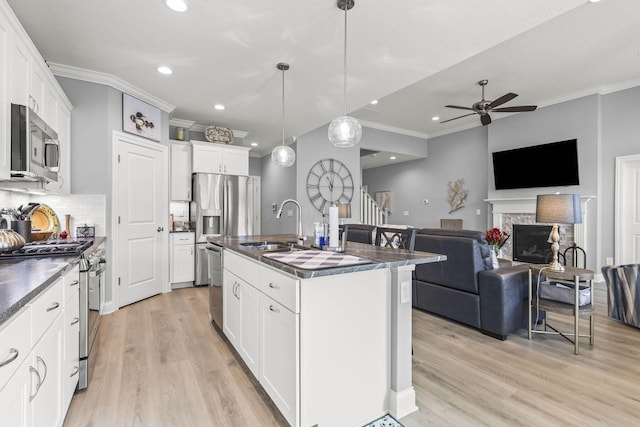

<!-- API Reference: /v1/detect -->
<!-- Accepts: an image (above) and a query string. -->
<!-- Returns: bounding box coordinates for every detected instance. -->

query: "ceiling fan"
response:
[441,79,537,126]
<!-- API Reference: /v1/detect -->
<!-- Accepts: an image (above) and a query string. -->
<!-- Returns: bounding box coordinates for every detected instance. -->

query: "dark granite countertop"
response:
[208,234,446,279]
[0,237,106,327]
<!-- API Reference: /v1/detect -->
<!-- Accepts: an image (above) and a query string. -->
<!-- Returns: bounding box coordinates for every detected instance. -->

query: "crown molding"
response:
[359,120,429,140]
[48,63,176,113]
[169,118,196,129]
[190,123,248,139]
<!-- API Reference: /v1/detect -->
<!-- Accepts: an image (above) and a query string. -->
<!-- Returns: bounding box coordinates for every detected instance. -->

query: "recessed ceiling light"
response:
[370,100,378,105]
[390,156,396,160]
[165,0,188,12]
[432,116,439,121]
[214,104,225,110]
[250,142,258,147]
[588,0,600,3]
[156,66,173,75]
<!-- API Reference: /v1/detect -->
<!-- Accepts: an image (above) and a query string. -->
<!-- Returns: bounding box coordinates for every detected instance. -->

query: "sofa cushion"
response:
[414,233,484,293]
[419,228,494,270]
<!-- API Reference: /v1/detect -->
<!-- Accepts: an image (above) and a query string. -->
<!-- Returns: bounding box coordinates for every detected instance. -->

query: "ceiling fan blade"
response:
[488,92,517,109]
[440,113,476,123]
[481,114,492,126]
[491,105,538,112]
[445,105,475,111]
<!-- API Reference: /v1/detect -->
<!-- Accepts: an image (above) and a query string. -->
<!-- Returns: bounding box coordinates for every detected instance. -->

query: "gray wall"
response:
[363,126,488,231]
[488,95,599,268]
[56,76,170,306]
[362,88,640,271]
[261,143,298,234]
[601,85,640,264]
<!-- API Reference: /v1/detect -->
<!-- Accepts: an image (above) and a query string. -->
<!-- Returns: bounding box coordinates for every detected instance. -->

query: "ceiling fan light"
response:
[271,145,296,167]
[329,115,362,148]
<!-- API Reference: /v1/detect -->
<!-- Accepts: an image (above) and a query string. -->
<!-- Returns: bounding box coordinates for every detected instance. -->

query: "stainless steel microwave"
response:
[10,103,59,182]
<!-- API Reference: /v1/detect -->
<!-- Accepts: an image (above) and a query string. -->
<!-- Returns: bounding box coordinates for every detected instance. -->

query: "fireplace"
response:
[513,224,552,263]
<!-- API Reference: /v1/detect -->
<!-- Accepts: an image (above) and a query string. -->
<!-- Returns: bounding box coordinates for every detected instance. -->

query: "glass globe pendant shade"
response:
[328,115,362,148]
[271,145,296,167]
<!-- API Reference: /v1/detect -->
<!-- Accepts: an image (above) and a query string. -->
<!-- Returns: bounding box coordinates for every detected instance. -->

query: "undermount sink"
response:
[240,241,309,252]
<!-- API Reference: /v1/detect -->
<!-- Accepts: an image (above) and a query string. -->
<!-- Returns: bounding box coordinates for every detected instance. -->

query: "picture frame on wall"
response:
[122,93,161,142]
[375,190,392,214]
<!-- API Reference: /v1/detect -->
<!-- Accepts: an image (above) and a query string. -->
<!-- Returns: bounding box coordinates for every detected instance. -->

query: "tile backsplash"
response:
[0,191,107,237]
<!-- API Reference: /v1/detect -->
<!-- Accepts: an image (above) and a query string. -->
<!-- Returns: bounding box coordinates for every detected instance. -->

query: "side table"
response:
[528,265,595,354]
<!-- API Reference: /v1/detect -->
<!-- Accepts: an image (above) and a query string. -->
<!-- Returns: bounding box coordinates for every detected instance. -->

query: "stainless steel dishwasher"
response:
[206,243,223,328]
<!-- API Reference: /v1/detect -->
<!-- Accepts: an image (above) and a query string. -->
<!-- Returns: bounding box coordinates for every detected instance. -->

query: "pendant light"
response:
[271,62,296,167]
[328,0,362,148]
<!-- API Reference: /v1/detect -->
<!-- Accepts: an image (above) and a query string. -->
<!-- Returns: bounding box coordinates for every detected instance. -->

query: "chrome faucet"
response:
[276,198,304,240]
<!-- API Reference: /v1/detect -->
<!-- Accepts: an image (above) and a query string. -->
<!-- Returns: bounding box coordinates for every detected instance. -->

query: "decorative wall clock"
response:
[306,158,354,213]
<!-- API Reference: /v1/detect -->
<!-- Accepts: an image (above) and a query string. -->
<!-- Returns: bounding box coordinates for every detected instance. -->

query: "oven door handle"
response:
[89,264,106,277]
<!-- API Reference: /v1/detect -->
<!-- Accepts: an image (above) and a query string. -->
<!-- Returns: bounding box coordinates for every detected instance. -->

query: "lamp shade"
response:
[328,115,362,148]
[536,194,582,224]
[337,203,352,219]
[271,145,296,167]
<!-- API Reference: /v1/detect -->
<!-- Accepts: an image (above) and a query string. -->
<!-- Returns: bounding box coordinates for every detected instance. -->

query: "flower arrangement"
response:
[486,227,510,254]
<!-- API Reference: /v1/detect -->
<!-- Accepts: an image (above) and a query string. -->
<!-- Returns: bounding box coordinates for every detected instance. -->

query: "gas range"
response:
[0,239,94,259]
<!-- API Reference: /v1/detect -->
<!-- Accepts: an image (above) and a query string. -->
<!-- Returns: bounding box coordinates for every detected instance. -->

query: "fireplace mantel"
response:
[485,195,595,259]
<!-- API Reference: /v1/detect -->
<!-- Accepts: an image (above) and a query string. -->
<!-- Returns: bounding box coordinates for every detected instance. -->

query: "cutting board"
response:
[263,250,371,270]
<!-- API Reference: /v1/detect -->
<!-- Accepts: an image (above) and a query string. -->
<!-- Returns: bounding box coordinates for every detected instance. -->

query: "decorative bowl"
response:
[205,126,233,144]
[32,231,54,241]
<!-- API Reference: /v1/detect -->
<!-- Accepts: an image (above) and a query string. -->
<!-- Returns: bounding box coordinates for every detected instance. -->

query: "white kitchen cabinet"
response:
[170,142,192,201]
[31,314,64,427]
[0,264,80,427]
[0,7,10,180]
[0,356,31,427]
[170,232,195,284]
[29,61,45,116]
[260,295,299,425]
[223,270,241,347]
[0,0,72,190]
[9,30,30,107]
[191,141,250,176]
[43,101,71,194]
[221,249,391,427]
[223,269,260,377]
[62,289,79,413]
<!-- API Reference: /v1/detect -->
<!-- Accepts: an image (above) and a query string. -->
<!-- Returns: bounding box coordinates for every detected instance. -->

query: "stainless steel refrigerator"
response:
[191,173,260,287]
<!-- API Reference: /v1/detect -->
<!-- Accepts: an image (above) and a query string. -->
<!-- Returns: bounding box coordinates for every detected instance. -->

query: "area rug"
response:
[362,414,404,427]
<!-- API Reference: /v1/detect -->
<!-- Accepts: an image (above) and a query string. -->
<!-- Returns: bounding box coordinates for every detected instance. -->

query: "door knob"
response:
[157,227,164,232]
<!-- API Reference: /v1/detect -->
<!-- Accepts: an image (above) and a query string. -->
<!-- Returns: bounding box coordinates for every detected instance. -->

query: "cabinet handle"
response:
[268,282,280,290]
[70,366,79,377]
[46,301,60,312]
[29,366,42,402]
[71,317,80,326]
[0,348,19,368]
[224,165,227,173]
[219,165,222,173]
[69,279,79,287]
[187,189,190,200]
[36,355,48,385]
[269,305,280,313]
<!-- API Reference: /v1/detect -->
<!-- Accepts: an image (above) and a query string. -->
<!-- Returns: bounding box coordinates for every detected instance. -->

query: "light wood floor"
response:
[64,283,640,427]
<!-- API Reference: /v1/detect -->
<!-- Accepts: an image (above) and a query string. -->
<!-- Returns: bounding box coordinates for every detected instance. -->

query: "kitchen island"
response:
[209,234,446,427]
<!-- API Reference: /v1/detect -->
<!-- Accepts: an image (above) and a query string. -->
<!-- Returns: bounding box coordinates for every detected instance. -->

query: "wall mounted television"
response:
[492,139,579,190]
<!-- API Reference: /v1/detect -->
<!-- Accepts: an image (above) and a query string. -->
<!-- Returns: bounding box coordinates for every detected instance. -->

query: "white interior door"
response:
[615,154,640,264]
[116,133,168,307]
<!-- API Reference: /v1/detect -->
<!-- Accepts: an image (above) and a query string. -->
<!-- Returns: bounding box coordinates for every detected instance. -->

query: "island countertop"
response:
[208,234,446,279]
[0,237,106,327]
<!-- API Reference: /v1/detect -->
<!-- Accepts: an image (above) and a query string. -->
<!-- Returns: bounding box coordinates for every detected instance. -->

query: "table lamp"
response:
[535,194,582,271]
[337,203,352,225]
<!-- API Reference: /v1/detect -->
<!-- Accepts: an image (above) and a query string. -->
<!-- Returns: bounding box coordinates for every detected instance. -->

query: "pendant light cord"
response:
[343,4,348,116]
[282,67,285,147]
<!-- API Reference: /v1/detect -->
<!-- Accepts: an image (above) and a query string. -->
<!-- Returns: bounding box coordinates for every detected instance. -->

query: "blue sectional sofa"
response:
[412,228,532,340]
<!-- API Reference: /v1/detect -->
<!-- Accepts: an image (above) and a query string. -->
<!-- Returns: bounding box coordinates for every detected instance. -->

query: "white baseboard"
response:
[101,301,117,315]
[388,387,418,420]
